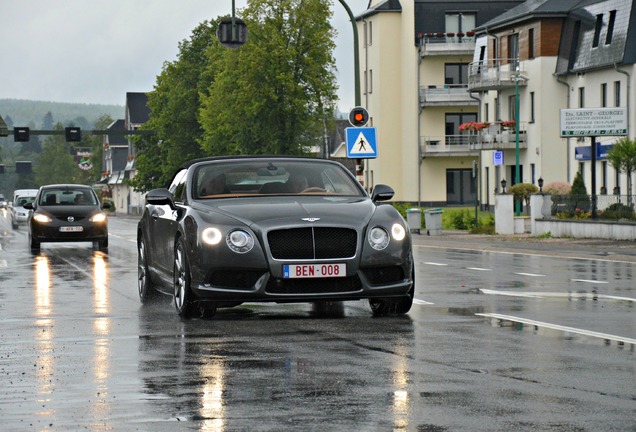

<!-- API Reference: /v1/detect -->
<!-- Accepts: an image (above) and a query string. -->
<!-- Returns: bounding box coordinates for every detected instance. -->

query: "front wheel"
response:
[138,237,159,304]
[369,270,415,317]
[174,236,196,319]
[29,232,40,251]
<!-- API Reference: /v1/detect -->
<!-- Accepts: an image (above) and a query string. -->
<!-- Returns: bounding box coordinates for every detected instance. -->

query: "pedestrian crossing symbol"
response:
[346,127,377,158]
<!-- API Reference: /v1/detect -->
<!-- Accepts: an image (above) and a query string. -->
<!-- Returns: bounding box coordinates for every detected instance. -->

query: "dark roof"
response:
[126,92,150,126]
[111,147,130,172]
[477,0,600,30]
[356,0,401,20]
[106,119,127,145]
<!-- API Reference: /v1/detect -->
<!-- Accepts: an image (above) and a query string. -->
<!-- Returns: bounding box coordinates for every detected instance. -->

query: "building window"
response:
[530,92,535,123]
[446,113,477,145]
[485,103,489,122]
[364,70,373,94]
[593,14,603,48]
[601,83,607,107]
[445,13,476,33]
[578,87,585,108]
[606,10,616,45]
[508,33,519,68]
[528,28,535,58]
[445,63,469,86]
[508,95,518,123]
[614,80,621,106]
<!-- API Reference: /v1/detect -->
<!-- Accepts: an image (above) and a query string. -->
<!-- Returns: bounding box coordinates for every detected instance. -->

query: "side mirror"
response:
[371,184,394,202]
[23,202,34,210]
[146,188,175,207]
[101,201,112,210]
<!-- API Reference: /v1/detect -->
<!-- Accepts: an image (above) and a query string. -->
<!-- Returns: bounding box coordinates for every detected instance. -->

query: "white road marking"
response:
[480,288,636,302]
[476,312,636,346]
[514,272,545,277]
[423,262,448,266]
[413,298,434,305]
[0,259,7,268]
[467,267,491,271]
[571,278,609,284]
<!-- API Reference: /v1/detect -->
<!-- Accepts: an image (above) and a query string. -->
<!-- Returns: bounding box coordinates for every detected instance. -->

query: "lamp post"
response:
[514,65,521,216]
[501,179,507,194]
[538,177,544,194]
[337,0,361,106]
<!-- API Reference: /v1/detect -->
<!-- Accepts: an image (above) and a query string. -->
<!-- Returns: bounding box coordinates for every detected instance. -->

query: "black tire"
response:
[174,236,196,319]
[29,232,40,251]
[138,237,159,304]
[312,301,345,317]
[369,269,415,317]
[99,236,108,250]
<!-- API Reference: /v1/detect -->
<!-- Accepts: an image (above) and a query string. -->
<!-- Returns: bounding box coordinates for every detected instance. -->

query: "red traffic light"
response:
[349,107,369,127]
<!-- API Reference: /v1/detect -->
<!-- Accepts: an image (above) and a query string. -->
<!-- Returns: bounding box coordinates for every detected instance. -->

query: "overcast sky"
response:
[0,0,368,111]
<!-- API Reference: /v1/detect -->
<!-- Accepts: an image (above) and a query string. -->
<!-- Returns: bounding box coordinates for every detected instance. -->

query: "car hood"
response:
[194,196,375,231]
[37,205,101,217]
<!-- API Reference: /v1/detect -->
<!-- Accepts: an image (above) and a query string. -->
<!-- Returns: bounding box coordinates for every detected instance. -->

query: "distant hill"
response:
[0,98,124,129]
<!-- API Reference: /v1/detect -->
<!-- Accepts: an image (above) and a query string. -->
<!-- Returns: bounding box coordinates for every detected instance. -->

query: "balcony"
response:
[420,84,479,107]
[418,32,476,57]
[468,58,528,91]
[421,126,528,157]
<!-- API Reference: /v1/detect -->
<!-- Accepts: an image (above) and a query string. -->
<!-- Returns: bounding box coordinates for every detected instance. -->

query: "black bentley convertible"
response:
[137,156,414,319]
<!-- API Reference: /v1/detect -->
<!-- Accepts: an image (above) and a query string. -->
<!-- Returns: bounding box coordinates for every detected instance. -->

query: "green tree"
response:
[35,123,84,185]
[199,0,337,156]
[607,136,636,198]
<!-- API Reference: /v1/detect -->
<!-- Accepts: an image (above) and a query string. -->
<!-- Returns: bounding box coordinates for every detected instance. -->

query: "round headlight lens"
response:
[227,230,254,253]
[368,227,389,250]
[202,227,223,245]
[391,223,406,241]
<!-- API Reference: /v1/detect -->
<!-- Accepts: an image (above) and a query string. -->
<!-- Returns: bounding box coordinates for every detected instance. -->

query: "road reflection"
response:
[31,250,114,426]
[137,307,415,430]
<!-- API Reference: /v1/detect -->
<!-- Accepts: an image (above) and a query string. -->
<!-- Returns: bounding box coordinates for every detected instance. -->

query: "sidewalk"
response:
[411,230,636,262]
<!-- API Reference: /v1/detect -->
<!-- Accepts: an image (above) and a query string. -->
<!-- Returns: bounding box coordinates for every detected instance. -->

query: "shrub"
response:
[599,202,636,220]
[542,181,571,195]
[508,182,538,206]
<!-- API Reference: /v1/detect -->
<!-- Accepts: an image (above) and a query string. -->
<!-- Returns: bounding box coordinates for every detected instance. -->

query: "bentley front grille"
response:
[267,227,357,260]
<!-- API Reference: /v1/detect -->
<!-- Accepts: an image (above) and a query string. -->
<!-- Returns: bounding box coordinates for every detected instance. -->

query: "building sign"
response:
[575,143,614,161]
[560,108,627,137]
[493,150,504,166]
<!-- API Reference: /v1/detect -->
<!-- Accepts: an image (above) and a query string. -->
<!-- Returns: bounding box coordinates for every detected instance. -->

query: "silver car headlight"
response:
[368,226,389,250]
[226,229,254,253]
[202,227,223,245]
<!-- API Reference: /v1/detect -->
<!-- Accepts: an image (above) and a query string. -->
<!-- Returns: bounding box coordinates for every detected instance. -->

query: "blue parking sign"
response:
[493,150,504,166]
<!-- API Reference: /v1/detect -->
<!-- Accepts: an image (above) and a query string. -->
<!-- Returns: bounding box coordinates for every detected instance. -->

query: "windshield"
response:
[39,187,98,206]
[194,160,364,199]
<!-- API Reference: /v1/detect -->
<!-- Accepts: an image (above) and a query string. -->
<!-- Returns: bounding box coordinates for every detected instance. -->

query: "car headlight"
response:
[202,227,223,245]
[368,227,389,250]
[226,229,254,253]
[89,213,107,223]
[33,214,52,223]
[391,223,406,241]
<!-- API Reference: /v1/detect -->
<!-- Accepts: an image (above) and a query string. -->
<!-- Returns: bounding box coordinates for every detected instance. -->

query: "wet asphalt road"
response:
[0,210,634,431]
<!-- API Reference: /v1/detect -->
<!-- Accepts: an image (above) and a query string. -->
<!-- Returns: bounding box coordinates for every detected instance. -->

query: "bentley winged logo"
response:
[301,217,320,222]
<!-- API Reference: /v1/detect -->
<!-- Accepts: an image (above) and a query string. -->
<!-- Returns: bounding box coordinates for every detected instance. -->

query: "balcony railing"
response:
[420,84,479,106]
[418,32,476,56]
[421,129,528,156]
[468,58,528,91]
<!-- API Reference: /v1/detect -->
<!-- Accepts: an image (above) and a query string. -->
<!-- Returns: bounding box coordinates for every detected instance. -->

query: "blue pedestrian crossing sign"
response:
[493,150,504,166]
[346,127,378,159]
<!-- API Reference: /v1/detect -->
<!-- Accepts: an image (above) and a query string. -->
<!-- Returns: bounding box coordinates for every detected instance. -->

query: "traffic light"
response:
[65,127,81,142]
[14,127,30,142]
[348,107,369,127]
[16,161,32,174]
